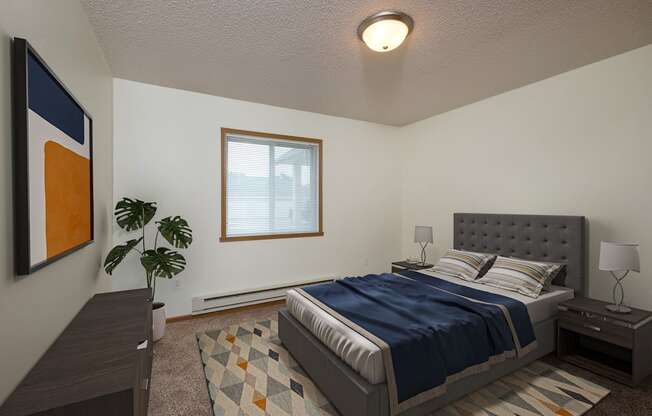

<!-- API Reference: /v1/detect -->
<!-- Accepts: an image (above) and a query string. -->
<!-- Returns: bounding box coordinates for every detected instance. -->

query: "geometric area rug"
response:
[196,319,338,415]
[197,319,609,416]
[434,360,610,416]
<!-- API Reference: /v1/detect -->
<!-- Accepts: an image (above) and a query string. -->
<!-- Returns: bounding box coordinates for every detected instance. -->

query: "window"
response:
[220,128,323,241]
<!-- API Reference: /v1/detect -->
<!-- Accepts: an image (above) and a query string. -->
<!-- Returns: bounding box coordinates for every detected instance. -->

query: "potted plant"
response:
[104,197,192,341]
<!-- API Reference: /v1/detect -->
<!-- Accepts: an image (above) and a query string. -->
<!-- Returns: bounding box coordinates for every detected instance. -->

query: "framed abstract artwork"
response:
[12,38,94,275]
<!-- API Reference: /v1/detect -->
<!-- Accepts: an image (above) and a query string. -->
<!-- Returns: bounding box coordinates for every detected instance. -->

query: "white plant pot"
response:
[152,302,166,342]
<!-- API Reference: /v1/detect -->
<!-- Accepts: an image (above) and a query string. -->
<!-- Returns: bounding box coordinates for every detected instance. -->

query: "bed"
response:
[279,213,586,416]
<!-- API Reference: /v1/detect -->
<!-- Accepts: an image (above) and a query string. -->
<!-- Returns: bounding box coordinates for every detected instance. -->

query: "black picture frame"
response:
[12,37,94,275]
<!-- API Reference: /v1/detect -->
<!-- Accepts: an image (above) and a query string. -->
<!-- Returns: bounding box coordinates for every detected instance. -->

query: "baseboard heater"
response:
[191,276,335,315]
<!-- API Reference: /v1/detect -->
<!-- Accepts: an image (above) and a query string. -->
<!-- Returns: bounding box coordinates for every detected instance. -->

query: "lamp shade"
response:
[599,241,640,272]
[414,226,433,244]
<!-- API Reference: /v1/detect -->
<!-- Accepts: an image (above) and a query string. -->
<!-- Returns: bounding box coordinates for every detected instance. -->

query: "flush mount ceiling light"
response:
[358,11,414,52]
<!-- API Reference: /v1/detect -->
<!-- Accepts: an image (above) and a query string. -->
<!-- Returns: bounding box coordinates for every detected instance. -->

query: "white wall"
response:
[113,45,652,315]
[112,79,401,317]
[0,0,113,404]
[400,44,652,310]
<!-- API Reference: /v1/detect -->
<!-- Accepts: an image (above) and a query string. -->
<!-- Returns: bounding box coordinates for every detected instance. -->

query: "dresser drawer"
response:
[558,311,633,348]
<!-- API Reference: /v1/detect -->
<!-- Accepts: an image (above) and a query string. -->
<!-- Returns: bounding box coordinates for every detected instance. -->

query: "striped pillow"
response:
[477,256,564,298]
[429,249,497,281]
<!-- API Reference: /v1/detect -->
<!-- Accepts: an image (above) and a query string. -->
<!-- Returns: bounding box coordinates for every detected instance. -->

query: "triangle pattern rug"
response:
[196,319,609,416]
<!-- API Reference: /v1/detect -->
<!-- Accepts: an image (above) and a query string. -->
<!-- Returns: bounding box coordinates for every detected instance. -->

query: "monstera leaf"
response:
[104,237,143,275]
[157,216,193,249]
[114,198,157,231]
[140,247,186,279]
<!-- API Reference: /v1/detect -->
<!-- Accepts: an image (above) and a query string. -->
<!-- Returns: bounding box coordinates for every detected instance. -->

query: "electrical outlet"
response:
[175,279,182,289]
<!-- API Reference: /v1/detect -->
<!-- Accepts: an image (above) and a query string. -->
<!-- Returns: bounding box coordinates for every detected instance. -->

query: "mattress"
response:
[286,271,574,384]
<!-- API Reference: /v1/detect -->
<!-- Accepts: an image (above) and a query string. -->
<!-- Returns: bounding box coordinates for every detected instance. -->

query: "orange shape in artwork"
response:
[226,335,236,343]
[237,357,248,371]
[44,141,91,258]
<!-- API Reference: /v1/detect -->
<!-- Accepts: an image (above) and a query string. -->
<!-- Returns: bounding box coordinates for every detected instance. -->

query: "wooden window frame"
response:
[220,128,323,242]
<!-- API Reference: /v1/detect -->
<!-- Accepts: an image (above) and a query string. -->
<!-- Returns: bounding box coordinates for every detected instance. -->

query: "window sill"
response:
[219,231,324,242]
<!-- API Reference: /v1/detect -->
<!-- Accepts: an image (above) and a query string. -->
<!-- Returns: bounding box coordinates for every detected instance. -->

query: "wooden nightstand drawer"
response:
[559,316,633,349]
[558,309,634,341]
[558,308,635,328]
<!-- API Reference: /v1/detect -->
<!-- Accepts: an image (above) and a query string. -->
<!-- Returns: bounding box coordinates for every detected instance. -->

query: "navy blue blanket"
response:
[299,272,536,414]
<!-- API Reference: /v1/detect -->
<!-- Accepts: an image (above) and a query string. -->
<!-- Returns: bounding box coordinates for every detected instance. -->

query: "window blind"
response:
[224,132,320,238]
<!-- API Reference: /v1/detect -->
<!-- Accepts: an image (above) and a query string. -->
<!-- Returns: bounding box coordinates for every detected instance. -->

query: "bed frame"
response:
[279,213,586,416]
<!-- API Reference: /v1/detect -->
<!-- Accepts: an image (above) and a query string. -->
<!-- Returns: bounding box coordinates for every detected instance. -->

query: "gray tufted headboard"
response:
[453,213,586,295]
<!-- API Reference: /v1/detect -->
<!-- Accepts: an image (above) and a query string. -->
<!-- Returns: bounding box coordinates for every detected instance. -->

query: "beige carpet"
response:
[149,304,282,416]
[150,303,652,416]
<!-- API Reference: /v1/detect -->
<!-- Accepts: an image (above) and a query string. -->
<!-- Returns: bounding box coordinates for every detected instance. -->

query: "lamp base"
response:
[605,304,632,314]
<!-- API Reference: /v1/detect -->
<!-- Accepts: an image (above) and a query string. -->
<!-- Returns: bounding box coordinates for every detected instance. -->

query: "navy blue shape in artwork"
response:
[27,51,85,145]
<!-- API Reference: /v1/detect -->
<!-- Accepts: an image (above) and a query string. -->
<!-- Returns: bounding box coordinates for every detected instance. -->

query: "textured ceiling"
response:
[81,0,652,126]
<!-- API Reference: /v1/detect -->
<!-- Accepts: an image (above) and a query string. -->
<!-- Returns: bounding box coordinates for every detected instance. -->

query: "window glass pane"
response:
[226,140,270,236]
[273,145,316,233]
[224,133,320,238]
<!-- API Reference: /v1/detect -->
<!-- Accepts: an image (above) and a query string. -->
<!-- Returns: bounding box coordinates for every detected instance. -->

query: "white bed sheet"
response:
[286,271,574,384]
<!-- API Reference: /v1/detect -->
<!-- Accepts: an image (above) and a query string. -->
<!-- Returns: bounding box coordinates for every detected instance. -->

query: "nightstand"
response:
[391,261,433,273]
[557,297,652,386]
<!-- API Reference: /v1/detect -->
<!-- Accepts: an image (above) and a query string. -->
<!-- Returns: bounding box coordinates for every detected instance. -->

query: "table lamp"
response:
[599,241,640,314]
[414,226,434,266]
